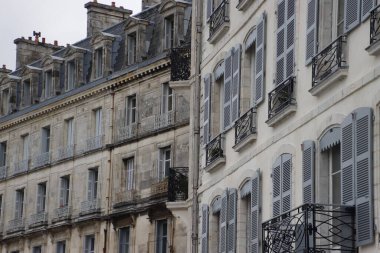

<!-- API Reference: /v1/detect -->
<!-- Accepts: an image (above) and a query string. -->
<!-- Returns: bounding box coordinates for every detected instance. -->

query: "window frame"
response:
[41,126,51,153]
[127,32,137,65]
[158,147,171,181]
[124,157,135,191]
[87,168,99,201]
[44,69,53,99]
[94,47,104,79]
[126,95,137,126]
[119,226,131,253]
[156,219,168,253]
[60,175,70,207]
[67,60,76,91]
[164,15,175,50]
[36,182,47,213]
[84,234,95,253]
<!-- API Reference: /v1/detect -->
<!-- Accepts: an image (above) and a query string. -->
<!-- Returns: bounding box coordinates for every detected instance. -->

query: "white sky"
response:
[0,0,141,71]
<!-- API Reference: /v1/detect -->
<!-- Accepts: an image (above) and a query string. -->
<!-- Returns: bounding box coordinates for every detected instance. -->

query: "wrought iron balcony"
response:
[56,145,74,161]
[85,135,104,152]
[54,205,71,221]
[32,152,51,168]
[170,47,191,81]
[262,203,355,253]
[205,134,224,166]
[117,123,137,142]
[0,165,7,180]
[154,111,175,130]
[14,159,29,175]
[312,36,347,87]
[209,0,229,39]
[268,76,296,120]
[235,107,257,145]
[7,218,25,233]
[80,199,101,215]
[151,177,169,196]
[370,5,380,45]
[168,167,188,201]
[29,212,48,227]
[113,190,137,206]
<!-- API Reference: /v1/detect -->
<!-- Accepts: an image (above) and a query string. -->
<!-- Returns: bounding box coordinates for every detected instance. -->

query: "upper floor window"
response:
[0,141,6,167]
[44,70,53,98]
[67,60,76,91]
[0,194,3,218]
[41,126,51,153]
[124,157,134,191]
[60,176,70,207]
[126,95,137,126]
[65,118,74,146]
[158,147,171,181]
[156,219,168,253]
[119,227,131,253]
[164,15,174,50]
[272,154,292,217]
[95,48,103,79]
[32,246,42,253]
[127,32,137,65]
[162,83,173,114]
[56,241,66,253]
[84,234,95,253]
[23,79,31,106]
[37,182,47,213]
[15,188,24,219]
[94,108,103,137]
[1,88,9,115]
[87,168,98,201]
[22,134,29,162]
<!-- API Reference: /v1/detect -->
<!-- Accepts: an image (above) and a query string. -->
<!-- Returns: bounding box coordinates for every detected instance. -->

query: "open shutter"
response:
[272,156,282,216]
[341,113,355,206]
[223,51,233,130]
[354,108,374,246]
[219,189,228,253]
[231,45,241,122]
[255,13,266,105]
[204,74,211,144]
[344,0,361,33]
[285,0,296,79]
[305,0,318,65]
[302,140,315,204]
[281,154,292,213]
[251,170,261,253]
[362,0,375,20]
[276,0,286,84]
[201,204,209,253]
[227,188,237,253]
[207,0,212,20]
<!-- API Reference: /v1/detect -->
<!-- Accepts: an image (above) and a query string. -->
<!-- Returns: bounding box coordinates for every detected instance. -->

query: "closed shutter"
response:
[281,154,292,213]
[219,189,228,253]
[201,204,209,253]
[276,0,286,84]
[207,0,213,20]
[285,0,296,79]
[361,0,375,20]
[251,170,261,253]
[227,188,237,253]
[272,157,282,216]
[341,113,355,206]
[305,0,318,65]
[223,51,233,130]
[255,13,266,105]
[204,74,211,144]
[344,0,361,33]
[302,140,315,204]
[231,45,241,122]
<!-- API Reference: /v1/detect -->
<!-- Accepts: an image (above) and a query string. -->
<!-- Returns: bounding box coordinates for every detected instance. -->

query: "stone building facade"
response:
[0,0,192,253]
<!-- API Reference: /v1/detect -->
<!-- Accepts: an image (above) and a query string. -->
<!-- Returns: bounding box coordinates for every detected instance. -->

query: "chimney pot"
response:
[2,65,6,70]
[120,6,124,9]
[42,38,46,44]
[93,0,97,2]
[112,2,116,7]
[54,40,58,46]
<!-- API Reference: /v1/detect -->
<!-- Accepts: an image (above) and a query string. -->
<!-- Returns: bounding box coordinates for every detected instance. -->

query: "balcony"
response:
[117,123,137,142]
[56,145,74,161]
[262,203,355,253]
[233,107,257,152]
[84,135,104,152]
[170,47,191,82]
[266,76,296,127]
[80,199,101,215]
[311,35,348,95]
[7,218,25,234]
[29,212,48,228]
[113,190,137,207]
[205,134,225,171]
[154,111,175,130]
[13,160,29,175]
[366,5,380,55]
[0,165,7,180]
[150,167,189,201]
[32,152,51,169]
[53,205,71,222]
[208,0,230,43]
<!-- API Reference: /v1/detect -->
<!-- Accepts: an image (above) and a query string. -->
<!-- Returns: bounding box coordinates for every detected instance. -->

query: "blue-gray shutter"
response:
[276,0,286,84]
[219,189,228,253]
[344,0,361,33]
[281,154,292,213]
[227,188,237,253]
[251,170,261,253]
[201,204,209,253]
[231,45,241,123]
[354,107,374,246]
[285,0,296,79]
[204,74,211,144]
[362,0,375,20]
[272,157,282,216]
[302,140,315,204]
[305,0,318,65]
[223,51,233,130]
[341,113,355,206]
[255,13,266,105]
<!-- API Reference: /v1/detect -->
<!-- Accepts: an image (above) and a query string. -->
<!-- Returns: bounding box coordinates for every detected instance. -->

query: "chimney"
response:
[85,1,132,37]
[142,0,161,10]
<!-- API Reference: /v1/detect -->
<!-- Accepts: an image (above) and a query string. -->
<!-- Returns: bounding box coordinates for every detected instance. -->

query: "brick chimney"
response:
[85,1,132,37]
[142,0,161,10]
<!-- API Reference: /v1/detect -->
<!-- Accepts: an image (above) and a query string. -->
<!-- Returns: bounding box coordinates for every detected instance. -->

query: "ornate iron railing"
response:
[56,145,74,161]
[29,212,48,227]
[262,203,355,253]
[117,123,137,141]
[7,218,25,233]
[170,47,191,81]
[370,5,380,45]
[168,167,188,201]
[32,152,51,168]
[54,206,71,220]
[209,0,230,39]
[80,199,101,214]
[14,159,29,175]
[85,135,104,152]
[312,35,347,87]
[268,76,296,120]
[205,134,224,166]
[0,166,7,180]
[114,190,137,205]
[235,107,257,145]
[154,111,175,130]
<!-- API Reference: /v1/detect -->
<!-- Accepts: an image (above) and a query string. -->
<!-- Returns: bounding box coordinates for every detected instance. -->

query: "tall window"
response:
[126,95,137,126]
[84,234,95,253]
[60,176,70,207]
[2,88,9,115]
[162,83,173,114]
[158,147,171,181]
[0,194,3,218]
[45,70,53,98]
[23,79,31,106]
[32,246,42,253]
[37,182,47,213]
[94,108,102,137]
[95,48,103,79]
[124,158,134,191]
[15,189,24,219]
[67,60,76,91]
[127,33,137,65]
[88,168,98,201]
[164,15,174,49]
[156,220,168,253]
[119,227,130,253]
[22,134,29,162]
[66,118,74,146]
[41,126,51,153]
[0,142,6,167]
[56,241,66,253]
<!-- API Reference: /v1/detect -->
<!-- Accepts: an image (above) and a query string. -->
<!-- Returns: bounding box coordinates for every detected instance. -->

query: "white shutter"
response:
[201,204,209,253]
[285,0,296,80]
[305,0,318,65]
[219,189,228,253]
[276,0,286,84]
[251,170,261,253]
[255,13,266,105]
[281,154,292,213]
[231,45,241,123]
[204,74,211,144]
[362,0,375,20]
[272,157,282,217]
[223,51,233,130]
[344,0,361,33]
[227,188,237,253]
[302,140,315,204]
[341,113,355,206]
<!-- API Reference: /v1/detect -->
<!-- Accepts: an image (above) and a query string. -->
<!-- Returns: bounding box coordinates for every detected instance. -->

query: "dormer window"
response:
[164,15,174,50]
[1,88,9,115]
[67,60,76,91]
[44,70,53,98]
[95,48,103,78]
[127,32,137,65]
[23,79,31,106]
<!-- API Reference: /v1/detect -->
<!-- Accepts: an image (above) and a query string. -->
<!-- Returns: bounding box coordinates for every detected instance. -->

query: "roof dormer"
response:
[64,45,91,91]
[124,17,150,66]
[40,55,64,100]
[20,65,42,107]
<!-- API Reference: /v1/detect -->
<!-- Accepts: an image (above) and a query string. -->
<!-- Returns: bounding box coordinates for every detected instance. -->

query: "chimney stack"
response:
[141,0,162,10]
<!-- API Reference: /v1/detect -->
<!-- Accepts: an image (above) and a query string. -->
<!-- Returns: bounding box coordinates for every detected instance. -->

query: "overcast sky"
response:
[0,0,141,71]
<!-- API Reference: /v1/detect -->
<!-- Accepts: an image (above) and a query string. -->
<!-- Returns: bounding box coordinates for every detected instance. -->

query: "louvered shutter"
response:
[219,189,228,253]
[285,0,296,79]
[231,45,241,122]
[207,0,212,20]
[272,157,282,216]
[201,204,209,253]
[305,0,318,65]
[276,0,286,84]
[362,0,375,20]
[227,188,237,253]
[341,113,355,206]
[354,107,374,246]
[302,140,315,204]
[344,0,361,33]
[204,74,211,144]
[223,51,233,130]
[251,170,261,253]
[255,13,266,105]
[281,154,292,213]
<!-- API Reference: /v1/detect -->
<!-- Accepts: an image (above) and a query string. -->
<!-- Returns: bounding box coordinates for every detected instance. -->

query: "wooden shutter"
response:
[201,204,209,253]
[305,0,318,65]
[251,170,261,253]
[344,0,361,33]
[227,188,237,253]
[204,74,211,144]
[276,0,286,84]
[281,154,292,213]
[219,189,228,253]
[255,13,266,105]
[302,140,315,204]
[354,108,374,246]
[231,45,241,123]
[285,0,296,79]
[223,51,233,130]
[362,0,375,20]
[341,113,355,206]
[272,157,282,216]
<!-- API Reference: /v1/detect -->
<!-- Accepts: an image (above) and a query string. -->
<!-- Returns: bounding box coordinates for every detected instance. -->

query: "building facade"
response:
[0,0,192,253]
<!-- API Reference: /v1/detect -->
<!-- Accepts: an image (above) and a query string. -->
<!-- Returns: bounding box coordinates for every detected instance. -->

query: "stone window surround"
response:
[90,32,116,81]
[20,67,41,108]
[64,48,86,91]
[121,151,137,191]
[41,56,64,101]
[124,20,148,66]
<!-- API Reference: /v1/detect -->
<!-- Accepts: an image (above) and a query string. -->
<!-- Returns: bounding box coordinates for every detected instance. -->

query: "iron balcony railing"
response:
[29,212,48,227]
[168,167,188,201]
[85,135,104,152]
[205,134,224,166]
[370,5,380,45]
[235,107,257,145]
[312,35,347,87]
[14,159,29,175]
[209,0,229,39]
[268,76,296,120]
[80,199,101,215]
[170,47,191,81]
[54,205,71,221]
[56,145,74,161]
[262,203,355,253]
[117,123,137,142]
[0,165,7,180]
[154,111,175,130]
[7,218,25,233]
[32,152,51,168]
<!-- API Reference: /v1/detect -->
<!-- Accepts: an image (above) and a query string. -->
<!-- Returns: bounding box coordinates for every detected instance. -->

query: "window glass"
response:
[119,227,130,253]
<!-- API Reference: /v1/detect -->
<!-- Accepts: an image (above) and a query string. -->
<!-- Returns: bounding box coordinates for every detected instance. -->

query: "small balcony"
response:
[170,47,191,82]
[311,35,348,95]
[266,76,296,127]
[53,205,71,222]
[13,159,29,175]
[208,0,230,43]
[29,212,48,228]
[7,218,25,234]
[113,190,137,207]
[150,167,188,201]
[117,123,137,142]
[233,107,257,152]
[32,152,51,169]
[262,203,355,253]
[366,5,380,55]
[0,165,7,180]
[85,135,104,152]
[80,199,101,215]
[154,111,175,130]
[205,134,225,171]
[56,145,74,161]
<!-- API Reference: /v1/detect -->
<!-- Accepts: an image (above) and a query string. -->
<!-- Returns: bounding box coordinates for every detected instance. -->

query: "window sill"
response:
[233,133,257,152]
[204,156,225,173]
[309,68,348,96]
[366,40,380,56]
[208,22,230,44]
[265,104,296,127]
[236,0,253,11]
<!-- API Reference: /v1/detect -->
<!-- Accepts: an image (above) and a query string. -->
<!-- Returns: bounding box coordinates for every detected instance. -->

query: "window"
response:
[243,194,251,252]
[207,0,223,20]
[162,83,173,114]
[158,147,171,181]
[22,134,29,161]
[37,182,47,213]
[272,154,292,217]
[127,33,137,65]
[60,176,70,207]
[66,118,74,146]
[94,108,102,137]
[124,158,134,191]
[15,189,24,219]
[0,141,6,167]
[164,15,174,49]
[88,168,98,201]
[23,79,31,106]
[41,126,51,153]
[84,234,95,253]
[156,220,168,253]
[67,60,76,90]
[32,246,42,253]
[95,48,103,79]
[45,70,53,98]
[0,194,3,218]
[2,88,9,115]
[57,241,66,253]
[119,227,130,253]
[126,95,137,126]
